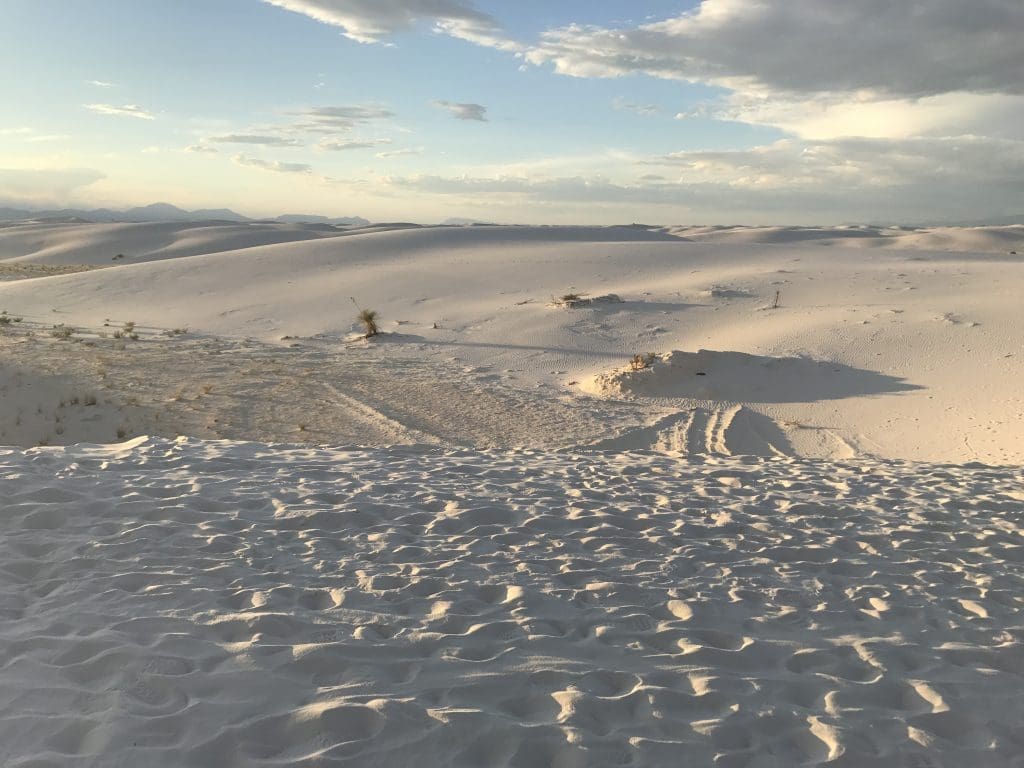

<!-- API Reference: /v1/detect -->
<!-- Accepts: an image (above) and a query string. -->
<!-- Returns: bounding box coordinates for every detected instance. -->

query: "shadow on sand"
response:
[599,349,923,404]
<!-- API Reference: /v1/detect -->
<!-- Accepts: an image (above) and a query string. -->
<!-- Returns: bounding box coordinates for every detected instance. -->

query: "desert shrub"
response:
[51,324,74,340]
[116,321,139,340]
[629,352,658,371]
[554,292,589,308]
[358,308,380,338]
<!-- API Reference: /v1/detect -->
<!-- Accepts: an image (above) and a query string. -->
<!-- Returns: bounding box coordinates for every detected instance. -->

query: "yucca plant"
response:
[358,308,380,337]
[351,298,380,338]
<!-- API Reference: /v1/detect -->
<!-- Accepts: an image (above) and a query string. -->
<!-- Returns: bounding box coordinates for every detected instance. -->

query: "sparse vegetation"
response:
[351,297,381,338]
[0,311,21,326]
[114,320,139,340]
[554,292,589,308]
[630,352,659,371]
[358,309,380,337]
[51,324,74,340]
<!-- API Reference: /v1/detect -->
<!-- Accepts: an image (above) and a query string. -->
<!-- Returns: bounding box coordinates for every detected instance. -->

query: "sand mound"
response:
[1,438,1022,766]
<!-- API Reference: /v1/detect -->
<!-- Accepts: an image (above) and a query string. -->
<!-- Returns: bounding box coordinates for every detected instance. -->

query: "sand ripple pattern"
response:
[1,438,1023,767]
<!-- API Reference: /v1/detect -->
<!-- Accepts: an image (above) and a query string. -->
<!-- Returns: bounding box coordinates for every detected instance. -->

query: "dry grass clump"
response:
[629,352,659,371]
[51,324,75,340]
[553,292,589,308]
[113,321,139,340]
[350,297,380,338]
[358,309,380,338]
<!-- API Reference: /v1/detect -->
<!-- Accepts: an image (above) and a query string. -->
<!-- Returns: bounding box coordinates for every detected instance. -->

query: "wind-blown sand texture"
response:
[2,438,1023,767]
[1,222,1023,765]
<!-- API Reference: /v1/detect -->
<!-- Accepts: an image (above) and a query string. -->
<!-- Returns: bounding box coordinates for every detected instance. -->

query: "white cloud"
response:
[524,1,1024,99]
[376,146,423,158]
[207,134,304,146]
[85,103,155,120]
[261,0,500,44]
[285,104,395,133]
[690,91,1024,142]
[433,101,487,121]
[186,144,219,154]
[265,1,1023,145]
[87,80,116,88]
[233,154,313,174]
[380,135,1024,223]
[0,167,106,206]
[318,138,392,151]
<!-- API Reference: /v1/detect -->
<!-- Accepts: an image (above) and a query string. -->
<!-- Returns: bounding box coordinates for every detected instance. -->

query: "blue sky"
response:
[1,0,1022,223]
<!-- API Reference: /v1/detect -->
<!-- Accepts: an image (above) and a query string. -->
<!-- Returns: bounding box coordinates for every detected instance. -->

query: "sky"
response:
[1,0,1022,224]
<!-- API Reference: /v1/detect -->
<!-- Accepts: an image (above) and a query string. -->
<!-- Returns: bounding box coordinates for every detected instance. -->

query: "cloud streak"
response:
[381,135,1024,223]
[318,138,392,151]
[261,0,500,44]
[233,154,313,174]
[207,134,303,146]
[434,101,487,121]
[85,103,155,120]
[285,104,395,133]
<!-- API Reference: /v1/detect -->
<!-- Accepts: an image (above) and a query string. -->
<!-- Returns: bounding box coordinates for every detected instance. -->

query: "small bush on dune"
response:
[630,352,658,371]
[358,309,380,338]
[350,297,380,338]
[554,292,589,308]
[113,321,139,341]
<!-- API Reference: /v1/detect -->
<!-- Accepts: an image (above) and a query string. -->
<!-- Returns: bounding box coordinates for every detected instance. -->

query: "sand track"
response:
[591,405,793,457]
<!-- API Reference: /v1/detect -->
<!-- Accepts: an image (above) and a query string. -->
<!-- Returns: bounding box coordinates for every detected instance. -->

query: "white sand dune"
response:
[1,222,1023,766]
[670,224,1024,253]
[1,438,1022,767]
[0,223,1021,462]
[0,220,348,266]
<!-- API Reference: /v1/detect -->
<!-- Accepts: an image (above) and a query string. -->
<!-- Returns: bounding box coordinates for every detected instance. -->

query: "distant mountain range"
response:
[0,202,370,227]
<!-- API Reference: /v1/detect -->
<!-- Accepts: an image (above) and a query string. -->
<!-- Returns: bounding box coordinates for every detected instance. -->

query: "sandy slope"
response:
[0,220,349,266]
[1,438,1022,767]
[2,224,1023,766]
[669,224,1024,253]
[0,223,1021,462]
